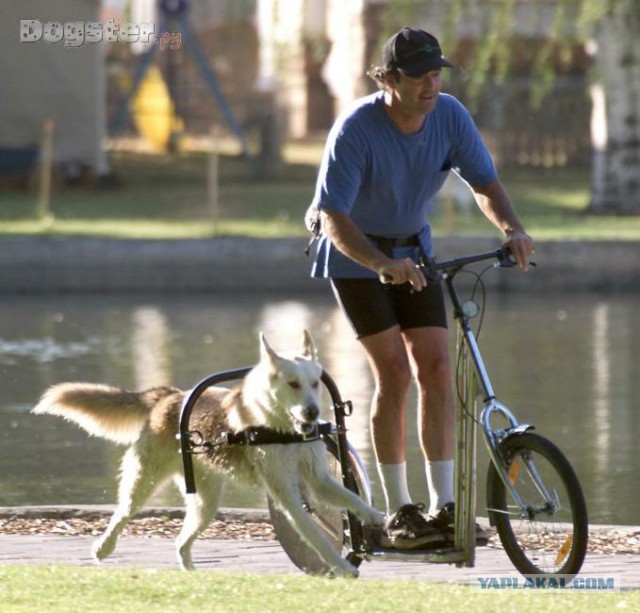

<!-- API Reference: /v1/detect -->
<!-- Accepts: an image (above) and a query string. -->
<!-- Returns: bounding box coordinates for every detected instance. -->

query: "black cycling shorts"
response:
[331,278,448,339]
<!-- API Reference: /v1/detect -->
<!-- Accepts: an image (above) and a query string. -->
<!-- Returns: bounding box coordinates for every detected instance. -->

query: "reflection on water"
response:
[1,289,638,526]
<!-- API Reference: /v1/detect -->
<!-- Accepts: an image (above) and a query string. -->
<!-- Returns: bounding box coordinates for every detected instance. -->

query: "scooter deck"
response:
[362,545,471,565]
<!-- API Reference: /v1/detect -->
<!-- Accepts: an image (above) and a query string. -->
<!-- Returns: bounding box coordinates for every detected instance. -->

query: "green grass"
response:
[2,145,639,241]
[0,566,636,612]
[0,148,316,239]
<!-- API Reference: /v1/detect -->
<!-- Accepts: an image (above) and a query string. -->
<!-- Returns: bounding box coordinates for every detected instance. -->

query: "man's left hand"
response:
[503,230,535,271]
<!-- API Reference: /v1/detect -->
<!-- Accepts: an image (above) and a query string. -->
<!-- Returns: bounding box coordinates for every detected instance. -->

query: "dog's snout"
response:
[303,403,319,422]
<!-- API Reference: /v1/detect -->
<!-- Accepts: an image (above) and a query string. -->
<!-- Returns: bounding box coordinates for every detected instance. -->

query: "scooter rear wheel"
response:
[267,435,370,576]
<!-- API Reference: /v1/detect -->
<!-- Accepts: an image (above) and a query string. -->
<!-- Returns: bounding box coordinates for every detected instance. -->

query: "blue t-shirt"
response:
[311,91,496,278]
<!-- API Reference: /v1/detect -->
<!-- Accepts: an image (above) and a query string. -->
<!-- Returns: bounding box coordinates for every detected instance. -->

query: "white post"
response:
[208,125,220,234]
[38,118,55,223]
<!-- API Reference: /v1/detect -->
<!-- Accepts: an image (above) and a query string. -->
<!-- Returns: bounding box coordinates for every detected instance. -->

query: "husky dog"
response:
[32,331,384,577]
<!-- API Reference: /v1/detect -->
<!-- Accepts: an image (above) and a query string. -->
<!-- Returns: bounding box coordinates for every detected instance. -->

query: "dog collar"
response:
[223,422,333,446]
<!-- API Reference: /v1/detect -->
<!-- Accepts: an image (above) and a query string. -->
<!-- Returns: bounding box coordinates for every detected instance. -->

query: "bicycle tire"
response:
[486,432,588,576]
[267,435,368,576]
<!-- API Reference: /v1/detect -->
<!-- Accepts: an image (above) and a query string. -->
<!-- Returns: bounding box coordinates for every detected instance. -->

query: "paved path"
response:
[1,533,638,588]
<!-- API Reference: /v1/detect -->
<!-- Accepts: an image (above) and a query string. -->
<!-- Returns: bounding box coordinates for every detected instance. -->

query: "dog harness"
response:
[222,422,333,446]
[185,421,333,453]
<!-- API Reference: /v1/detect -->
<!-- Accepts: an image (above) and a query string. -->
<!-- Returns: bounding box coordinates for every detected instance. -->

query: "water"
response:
[1,289,638,526]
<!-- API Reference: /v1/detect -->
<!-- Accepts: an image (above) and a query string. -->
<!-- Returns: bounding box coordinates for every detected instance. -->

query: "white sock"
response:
[425,459,455,515]
[377,462,412,516]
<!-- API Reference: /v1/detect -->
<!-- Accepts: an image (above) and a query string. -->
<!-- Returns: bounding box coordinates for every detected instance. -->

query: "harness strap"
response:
[304,204,322,257]
[222,421,333,446]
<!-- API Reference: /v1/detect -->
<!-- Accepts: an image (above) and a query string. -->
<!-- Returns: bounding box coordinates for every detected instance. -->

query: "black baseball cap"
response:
[382,27,453,77]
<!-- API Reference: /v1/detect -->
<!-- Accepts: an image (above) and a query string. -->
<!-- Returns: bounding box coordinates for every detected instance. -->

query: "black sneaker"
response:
[430,502,489,547]
[379,503,447,550]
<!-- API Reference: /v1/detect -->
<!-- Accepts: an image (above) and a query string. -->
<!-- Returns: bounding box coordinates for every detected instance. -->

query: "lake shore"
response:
[1,235,638,293]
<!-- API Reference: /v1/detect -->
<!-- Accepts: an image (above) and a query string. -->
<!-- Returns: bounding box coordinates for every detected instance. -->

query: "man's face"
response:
[389,69,443,115]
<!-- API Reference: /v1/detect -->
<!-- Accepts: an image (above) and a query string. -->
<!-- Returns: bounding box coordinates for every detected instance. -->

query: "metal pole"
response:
[454,329,477,566]
[465,376,478,567]
[37,118,55,223]
[208,125,220,234]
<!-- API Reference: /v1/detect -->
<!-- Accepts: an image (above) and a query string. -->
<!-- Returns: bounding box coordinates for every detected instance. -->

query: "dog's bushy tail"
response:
[32,383,155,445]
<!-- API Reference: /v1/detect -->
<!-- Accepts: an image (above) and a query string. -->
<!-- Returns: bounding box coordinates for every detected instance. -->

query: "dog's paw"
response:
[91,539,114,562]
[178,557,196,571]
[329,561,359,579]
[177,547,196,571]
[180,561,196,571]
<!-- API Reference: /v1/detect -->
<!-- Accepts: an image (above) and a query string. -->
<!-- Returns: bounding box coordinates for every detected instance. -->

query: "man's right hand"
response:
[320,210,427,291]
[377,258,427,291]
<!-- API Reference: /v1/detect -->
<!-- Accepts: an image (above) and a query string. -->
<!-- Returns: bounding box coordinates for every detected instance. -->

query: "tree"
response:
[588,2,640,214]
[384,0,640,214]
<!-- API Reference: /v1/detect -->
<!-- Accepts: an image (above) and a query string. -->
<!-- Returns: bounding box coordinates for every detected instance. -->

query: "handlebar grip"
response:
[498,248,536,268]
[379,273,417,293]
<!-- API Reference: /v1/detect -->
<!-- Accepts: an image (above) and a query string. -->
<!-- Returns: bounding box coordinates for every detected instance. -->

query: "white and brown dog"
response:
[32,331,383,576]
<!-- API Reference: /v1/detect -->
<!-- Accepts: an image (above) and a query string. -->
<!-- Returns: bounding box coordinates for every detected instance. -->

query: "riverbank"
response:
[1,235,638,293]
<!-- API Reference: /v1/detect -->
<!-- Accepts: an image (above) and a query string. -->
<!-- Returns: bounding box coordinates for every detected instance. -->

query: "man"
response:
[307,27,535,549]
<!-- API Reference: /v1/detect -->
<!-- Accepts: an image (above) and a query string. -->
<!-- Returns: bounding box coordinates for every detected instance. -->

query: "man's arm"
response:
[320,209,427,290]
[471,180,535,270]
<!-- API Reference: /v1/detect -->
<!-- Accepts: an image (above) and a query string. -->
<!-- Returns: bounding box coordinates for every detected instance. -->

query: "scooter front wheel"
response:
[486,432,588,576]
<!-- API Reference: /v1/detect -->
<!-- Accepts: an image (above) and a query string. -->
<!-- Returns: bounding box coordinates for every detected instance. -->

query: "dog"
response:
[32,330,384,577]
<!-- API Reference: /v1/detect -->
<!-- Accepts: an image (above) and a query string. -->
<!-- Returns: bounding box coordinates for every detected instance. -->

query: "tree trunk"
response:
[589,6,640,214]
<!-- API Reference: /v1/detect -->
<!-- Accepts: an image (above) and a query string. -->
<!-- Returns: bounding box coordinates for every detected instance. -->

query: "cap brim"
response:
[398,57,454,77]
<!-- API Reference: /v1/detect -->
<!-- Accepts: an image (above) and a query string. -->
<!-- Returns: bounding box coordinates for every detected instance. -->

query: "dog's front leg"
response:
[304,443,385,527]
[259,448,359,578]
[307,477,386,528]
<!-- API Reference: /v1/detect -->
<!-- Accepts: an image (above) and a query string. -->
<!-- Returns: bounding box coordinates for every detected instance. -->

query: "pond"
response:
[1,289,638,526]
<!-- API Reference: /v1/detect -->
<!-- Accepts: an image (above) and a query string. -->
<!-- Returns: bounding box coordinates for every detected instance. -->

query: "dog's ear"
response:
[302,329,318,360]
[259,332,280,364]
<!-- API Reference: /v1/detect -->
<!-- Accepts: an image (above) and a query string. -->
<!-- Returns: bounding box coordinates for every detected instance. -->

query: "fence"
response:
[450,76,592,169]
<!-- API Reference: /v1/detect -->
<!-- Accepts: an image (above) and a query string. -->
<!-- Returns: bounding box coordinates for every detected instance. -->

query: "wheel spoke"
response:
[307,505,343,542]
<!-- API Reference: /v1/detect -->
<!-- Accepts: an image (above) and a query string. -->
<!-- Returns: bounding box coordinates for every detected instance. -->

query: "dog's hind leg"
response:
[174,468,225,570]
[92,442,170,563]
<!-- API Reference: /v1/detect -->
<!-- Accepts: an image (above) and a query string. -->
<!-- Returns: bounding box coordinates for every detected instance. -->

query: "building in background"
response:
[1,0,107,182]
[0,0,593,185]
[117,0,590,169]
[107,0,382,144]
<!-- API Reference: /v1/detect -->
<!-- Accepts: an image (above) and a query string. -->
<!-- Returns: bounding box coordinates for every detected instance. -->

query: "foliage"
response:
[384,0,637,107]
